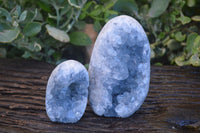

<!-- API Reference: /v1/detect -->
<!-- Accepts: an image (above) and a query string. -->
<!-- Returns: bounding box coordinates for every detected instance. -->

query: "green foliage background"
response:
[0,0,200,66]
[121,0,200,66]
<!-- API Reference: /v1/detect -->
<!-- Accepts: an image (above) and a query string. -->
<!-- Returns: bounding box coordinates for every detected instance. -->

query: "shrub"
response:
[0,0,92,64]
[112,0,200,66]
[0,0,200,66]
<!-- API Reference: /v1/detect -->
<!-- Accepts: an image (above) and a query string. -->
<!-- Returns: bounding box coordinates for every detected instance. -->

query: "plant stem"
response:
[60,7,74,29]
[55,7,60,27]
[66,0,87,32]
[50,0,60,28]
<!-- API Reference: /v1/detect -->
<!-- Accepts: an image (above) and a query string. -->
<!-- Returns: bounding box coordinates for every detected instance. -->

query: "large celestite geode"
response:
[88,15,151,118]
[45,60,89,123]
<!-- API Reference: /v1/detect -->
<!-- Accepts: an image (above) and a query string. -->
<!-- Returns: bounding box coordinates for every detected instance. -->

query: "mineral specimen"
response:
[45,60,89,123]
[88,15,150,118]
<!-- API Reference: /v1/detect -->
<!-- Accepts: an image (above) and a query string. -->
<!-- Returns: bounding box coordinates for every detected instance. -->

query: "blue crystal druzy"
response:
[45,60,89,123]
[89,15,151,118]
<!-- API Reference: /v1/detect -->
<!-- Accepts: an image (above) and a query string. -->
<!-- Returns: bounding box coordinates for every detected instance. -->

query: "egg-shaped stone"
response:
[89,15,150,118]
[45,60,89,123]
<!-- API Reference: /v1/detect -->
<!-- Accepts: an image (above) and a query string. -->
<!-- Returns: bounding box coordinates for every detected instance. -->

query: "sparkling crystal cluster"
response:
[45,60,89,123]
[88,15,150,118]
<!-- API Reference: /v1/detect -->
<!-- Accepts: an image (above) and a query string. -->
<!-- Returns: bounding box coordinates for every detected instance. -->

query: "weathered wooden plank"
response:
[0,59,200,133]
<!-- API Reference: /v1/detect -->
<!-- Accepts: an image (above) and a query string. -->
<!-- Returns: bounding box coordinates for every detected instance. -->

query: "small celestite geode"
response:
[45,60,89,123]
[88,15,151,118]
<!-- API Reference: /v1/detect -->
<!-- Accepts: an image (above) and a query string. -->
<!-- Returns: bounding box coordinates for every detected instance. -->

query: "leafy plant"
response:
[79,0,118,32]
[0,0,199,66]
[0,5,43,59]
[112,0,200,66]
[0,0,92,64]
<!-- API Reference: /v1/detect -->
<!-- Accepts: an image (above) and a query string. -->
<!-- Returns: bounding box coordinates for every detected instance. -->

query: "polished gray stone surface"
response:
[45,60,89,123]
[89,15,150,118]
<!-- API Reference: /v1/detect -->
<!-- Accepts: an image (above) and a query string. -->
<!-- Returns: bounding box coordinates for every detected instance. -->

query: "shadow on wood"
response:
[0,59,200,133]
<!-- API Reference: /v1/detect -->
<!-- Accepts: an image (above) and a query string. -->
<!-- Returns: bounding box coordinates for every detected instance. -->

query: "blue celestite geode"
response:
[88,15,150,118]
[45,60,89,123]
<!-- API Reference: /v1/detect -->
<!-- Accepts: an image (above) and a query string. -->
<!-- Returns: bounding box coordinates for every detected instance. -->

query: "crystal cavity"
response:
[46,60,89,123]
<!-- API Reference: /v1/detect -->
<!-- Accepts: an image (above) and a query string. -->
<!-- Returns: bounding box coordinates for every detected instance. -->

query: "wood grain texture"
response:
[0,59,200,133]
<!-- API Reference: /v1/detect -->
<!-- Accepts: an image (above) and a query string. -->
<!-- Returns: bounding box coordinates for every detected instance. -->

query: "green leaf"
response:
[188,26,198,33]
[34,11,43,21]
[140,4,149,17]
[16,5,21,16]
[69,32,92,46]
[90,6,103,16]
[23,11,34,23]
[93,20,102,33]
[104,10,118,21]
[187,0,196,7]
[22,51,31,59]
[175,55,189,66]
[155,47,166,57]
[23,9,38,23]
[82,1,95,11]
[164,26,170,32]
[170,13,176,23]
[33,42,42,52]
[0,48,6,58]
[74,21,86,30]
[113,0,138,15]
[0,29,20,43]
[46,24,70,42]
[150,48,155,58]
[175,32,186,42]
[53,52,62,62]
[105,2,115,10]
[24,22,41,37]
[79,1,95,20]
[12,5,21,18]
[79,12,86,20]
[31,9,38,22]
[47,49,55,56]
[166,39,181,51]
[0,8,12,22]
[191,16,200,22]
[177,15,191,25]
[19,10,27,22]
[24,42,42,52]
[0,23,10,30]
[170,33,175,39]
[186,33,198,53]
[158,32,165,40]
[154,62,163,66]
[36,1,51,13]
[148,0,170,18]
[188,54,200,66]
[193,36,200,54]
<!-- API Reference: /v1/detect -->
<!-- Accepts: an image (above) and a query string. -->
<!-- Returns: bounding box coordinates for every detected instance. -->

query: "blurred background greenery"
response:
[0,0,200,66]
